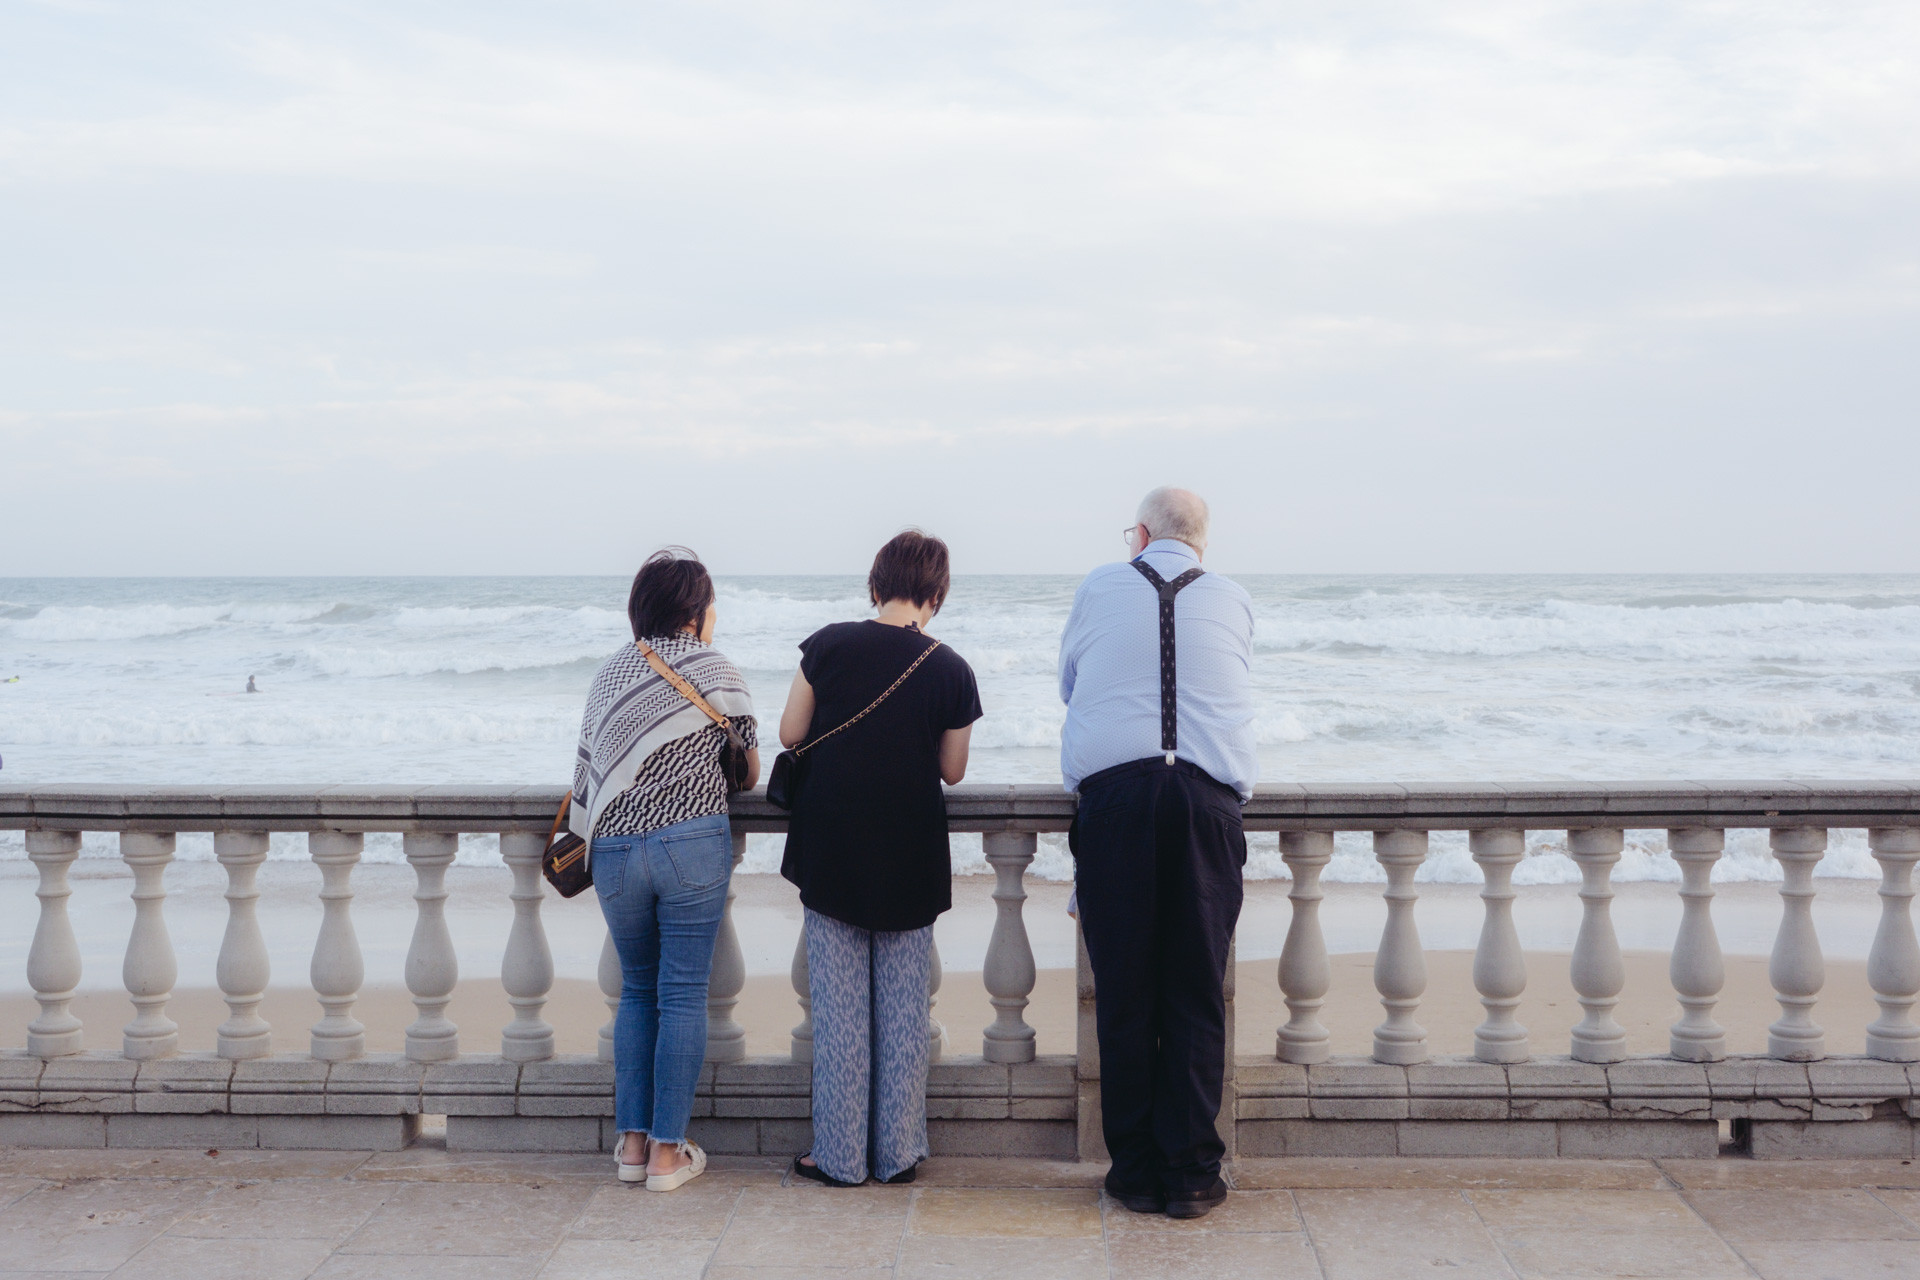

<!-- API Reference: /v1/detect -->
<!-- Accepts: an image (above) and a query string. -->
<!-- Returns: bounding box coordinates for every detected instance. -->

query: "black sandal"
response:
[792,1154,861,1188]
[877,1161,920,1185]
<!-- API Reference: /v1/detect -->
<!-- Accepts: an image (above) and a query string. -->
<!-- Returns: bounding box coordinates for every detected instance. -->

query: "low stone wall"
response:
[8,1050,1917,1160]
[1229,1055,1920,1159]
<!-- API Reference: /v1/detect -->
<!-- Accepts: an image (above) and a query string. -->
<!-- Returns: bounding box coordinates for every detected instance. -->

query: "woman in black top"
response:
[778,530,983,1186]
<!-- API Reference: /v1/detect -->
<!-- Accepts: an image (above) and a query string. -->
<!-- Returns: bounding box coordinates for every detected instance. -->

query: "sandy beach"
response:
[0,949,1887,1065]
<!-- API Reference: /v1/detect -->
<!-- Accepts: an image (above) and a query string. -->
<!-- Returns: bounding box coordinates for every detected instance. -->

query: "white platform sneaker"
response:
[646,1140,707,1192]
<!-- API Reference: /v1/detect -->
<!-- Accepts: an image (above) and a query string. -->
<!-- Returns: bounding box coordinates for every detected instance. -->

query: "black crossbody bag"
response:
[766,638,942,810]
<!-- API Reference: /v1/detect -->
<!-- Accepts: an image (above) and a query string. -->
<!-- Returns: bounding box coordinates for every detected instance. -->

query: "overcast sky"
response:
[3,0,1917,576]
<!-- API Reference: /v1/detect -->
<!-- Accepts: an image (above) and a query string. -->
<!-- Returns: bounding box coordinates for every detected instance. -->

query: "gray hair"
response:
[1136,487,1210,550]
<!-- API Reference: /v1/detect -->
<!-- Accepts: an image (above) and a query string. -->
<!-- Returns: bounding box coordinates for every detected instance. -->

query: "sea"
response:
[3,574,1918,887]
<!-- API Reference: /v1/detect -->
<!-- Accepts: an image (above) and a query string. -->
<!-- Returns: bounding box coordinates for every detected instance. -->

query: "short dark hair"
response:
[628,548,715,640]
[868,529,951,613]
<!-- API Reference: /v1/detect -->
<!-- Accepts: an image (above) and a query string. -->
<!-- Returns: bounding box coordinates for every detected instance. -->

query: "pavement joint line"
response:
[890,1185,914,1276]
[712,1180,747,1279]
[534,1157,601,1280]
[1459,1187,1522,1280]
[1705,1209,1774,1280]
[1869,1185,1920,1233]
[1292,1185,1331,1280]
[1095,1181,1113,1280]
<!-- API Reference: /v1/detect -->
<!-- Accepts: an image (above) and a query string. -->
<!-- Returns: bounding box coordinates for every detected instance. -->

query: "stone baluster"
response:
[1767,826,1828,1060]
[25,830,84,1058]
[1276,831,1333,1063]
[403,832,459,1062]
[705,830,748,1063]
[1866,827,1920,1061]
[1371,830,1429,1064]
[1667,827,1727,1062]
[213,831,273,1059]
[790,930,814,1063]
[598,929,621,1064]
[982,831,1038,1063]
[499,831,555,1062]
[308,831,367,1061]
[1469,828,1529,1063]
[121,832,180,1060]
[1568,828,1628,1063]
[928,935,947,1061]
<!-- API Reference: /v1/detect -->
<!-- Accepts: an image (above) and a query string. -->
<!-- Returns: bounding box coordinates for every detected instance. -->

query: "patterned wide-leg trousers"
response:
[804,908,933,1184]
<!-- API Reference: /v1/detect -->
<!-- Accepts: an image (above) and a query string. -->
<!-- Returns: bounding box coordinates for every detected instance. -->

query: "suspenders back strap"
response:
[1130,558,1206,764]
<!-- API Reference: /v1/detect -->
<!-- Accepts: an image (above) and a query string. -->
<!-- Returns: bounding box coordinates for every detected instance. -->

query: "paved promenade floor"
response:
[1,1147,1918,1279]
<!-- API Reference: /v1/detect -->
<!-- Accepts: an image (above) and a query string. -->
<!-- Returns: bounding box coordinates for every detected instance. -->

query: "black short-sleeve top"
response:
[779,620,984,932]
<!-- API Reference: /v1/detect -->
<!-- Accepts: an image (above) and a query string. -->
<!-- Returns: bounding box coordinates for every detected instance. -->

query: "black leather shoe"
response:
[1103,1172,1166,1214]
[791,1154,861,1188]
[1164,1177,1228,1219]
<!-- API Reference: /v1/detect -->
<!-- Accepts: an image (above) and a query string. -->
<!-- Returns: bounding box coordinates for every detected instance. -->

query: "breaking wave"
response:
[5,571,1918,882]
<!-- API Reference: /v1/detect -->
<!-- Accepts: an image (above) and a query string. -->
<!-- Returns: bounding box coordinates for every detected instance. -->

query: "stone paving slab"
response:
[6,1147,1920,1276]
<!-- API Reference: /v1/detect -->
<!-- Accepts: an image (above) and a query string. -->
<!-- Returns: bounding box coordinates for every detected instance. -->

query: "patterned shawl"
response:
[569,635,756,853]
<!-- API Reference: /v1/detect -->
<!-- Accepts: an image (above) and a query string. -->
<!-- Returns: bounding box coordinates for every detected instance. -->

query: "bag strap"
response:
[546,793,573,848]
[1130,558,1205,763]
[637,640,740,736]
[795,637,942,757]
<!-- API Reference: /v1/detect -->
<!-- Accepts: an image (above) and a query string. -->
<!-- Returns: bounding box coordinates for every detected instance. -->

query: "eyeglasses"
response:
[1122,525,1149,549]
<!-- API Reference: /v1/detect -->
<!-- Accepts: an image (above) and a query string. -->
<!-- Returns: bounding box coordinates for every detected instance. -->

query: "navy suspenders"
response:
[1130,558,1205,765]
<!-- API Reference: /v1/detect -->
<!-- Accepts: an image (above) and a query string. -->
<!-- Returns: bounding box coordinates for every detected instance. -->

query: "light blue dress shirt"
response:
[1058,539,1259,801]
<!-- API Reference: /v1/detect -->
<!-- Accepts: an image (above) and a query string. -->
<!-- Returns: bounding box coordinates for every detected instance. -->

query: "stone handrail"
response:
[7,780,1920,831]
[5,781,1920,1161]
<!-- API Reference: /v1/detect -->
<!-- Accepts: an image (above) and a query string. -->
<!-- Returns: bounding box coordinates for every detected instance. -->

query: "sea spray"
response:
[4,570,1917,884]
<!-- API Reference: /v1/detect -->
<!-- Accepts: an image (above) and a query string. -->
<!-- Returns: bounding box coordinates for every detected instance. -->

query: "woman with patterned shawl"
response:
[570,548,759,1191]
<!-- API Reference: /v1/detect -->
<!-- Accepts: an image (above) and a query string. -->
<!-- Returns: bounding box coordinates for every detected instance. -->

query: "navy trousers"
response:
[1072,758,1245,1196]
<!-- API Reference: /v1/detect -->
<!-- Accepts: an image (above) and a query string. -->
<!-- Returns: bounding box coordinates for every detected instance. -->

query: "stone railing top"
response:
[3,781,1918,833]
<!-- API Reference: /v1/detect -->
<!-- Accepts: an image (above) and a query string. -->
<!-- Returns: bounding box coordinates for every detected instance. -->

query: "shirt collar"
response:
[1138,538,1199,565]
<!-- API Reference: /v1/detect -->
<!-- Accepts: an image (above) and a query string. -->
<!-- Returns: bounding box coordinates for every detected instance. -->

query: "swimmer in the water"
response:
[246,675,258,693]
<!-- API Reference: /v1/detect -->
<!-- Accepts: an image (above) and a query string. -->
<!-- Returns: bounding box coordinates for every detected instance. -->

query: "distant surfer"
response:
[246,675,259,694]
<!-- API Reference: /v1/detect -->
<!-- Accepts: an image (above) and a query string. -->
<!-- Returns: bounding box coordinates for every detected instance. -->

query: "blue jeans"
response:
[592,813,733,1145]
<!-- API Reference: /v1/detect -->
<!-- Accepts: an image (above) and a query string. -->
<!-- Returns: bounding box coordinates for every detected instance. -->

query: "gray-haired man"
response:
[1059,487,1256,1218]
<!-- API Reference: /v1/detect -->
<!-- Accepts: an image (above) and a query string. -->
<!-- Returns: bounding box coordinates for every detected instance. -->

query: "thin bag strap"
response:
[796,637,943,757]
[636,640,738,734]
[546,794,573,847]
[1129,558,1205,762]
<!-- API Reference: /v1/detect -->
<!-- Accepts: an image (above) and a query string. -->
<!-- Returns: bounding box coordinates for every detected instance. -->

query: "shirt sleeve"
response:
[1058,576,1095,704]
[731,714,759,750]
[946,654,985,731]
[797,626,829,685]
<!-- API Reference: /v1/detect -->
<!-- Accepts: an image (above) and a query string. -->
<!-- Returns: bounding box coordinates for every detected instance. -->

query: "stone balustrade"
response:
[5,781,1920,1160]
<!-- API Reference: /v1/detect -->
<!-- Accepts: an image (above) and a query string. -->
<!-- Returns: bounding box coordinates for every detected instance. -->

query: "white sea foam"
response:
[3,602,343,643]
[5,572,1917,882]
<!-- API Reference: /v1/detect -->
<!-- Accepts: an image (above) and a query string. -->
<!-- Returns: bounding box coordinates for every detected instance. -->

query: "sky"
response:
[2,0,1917,577]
